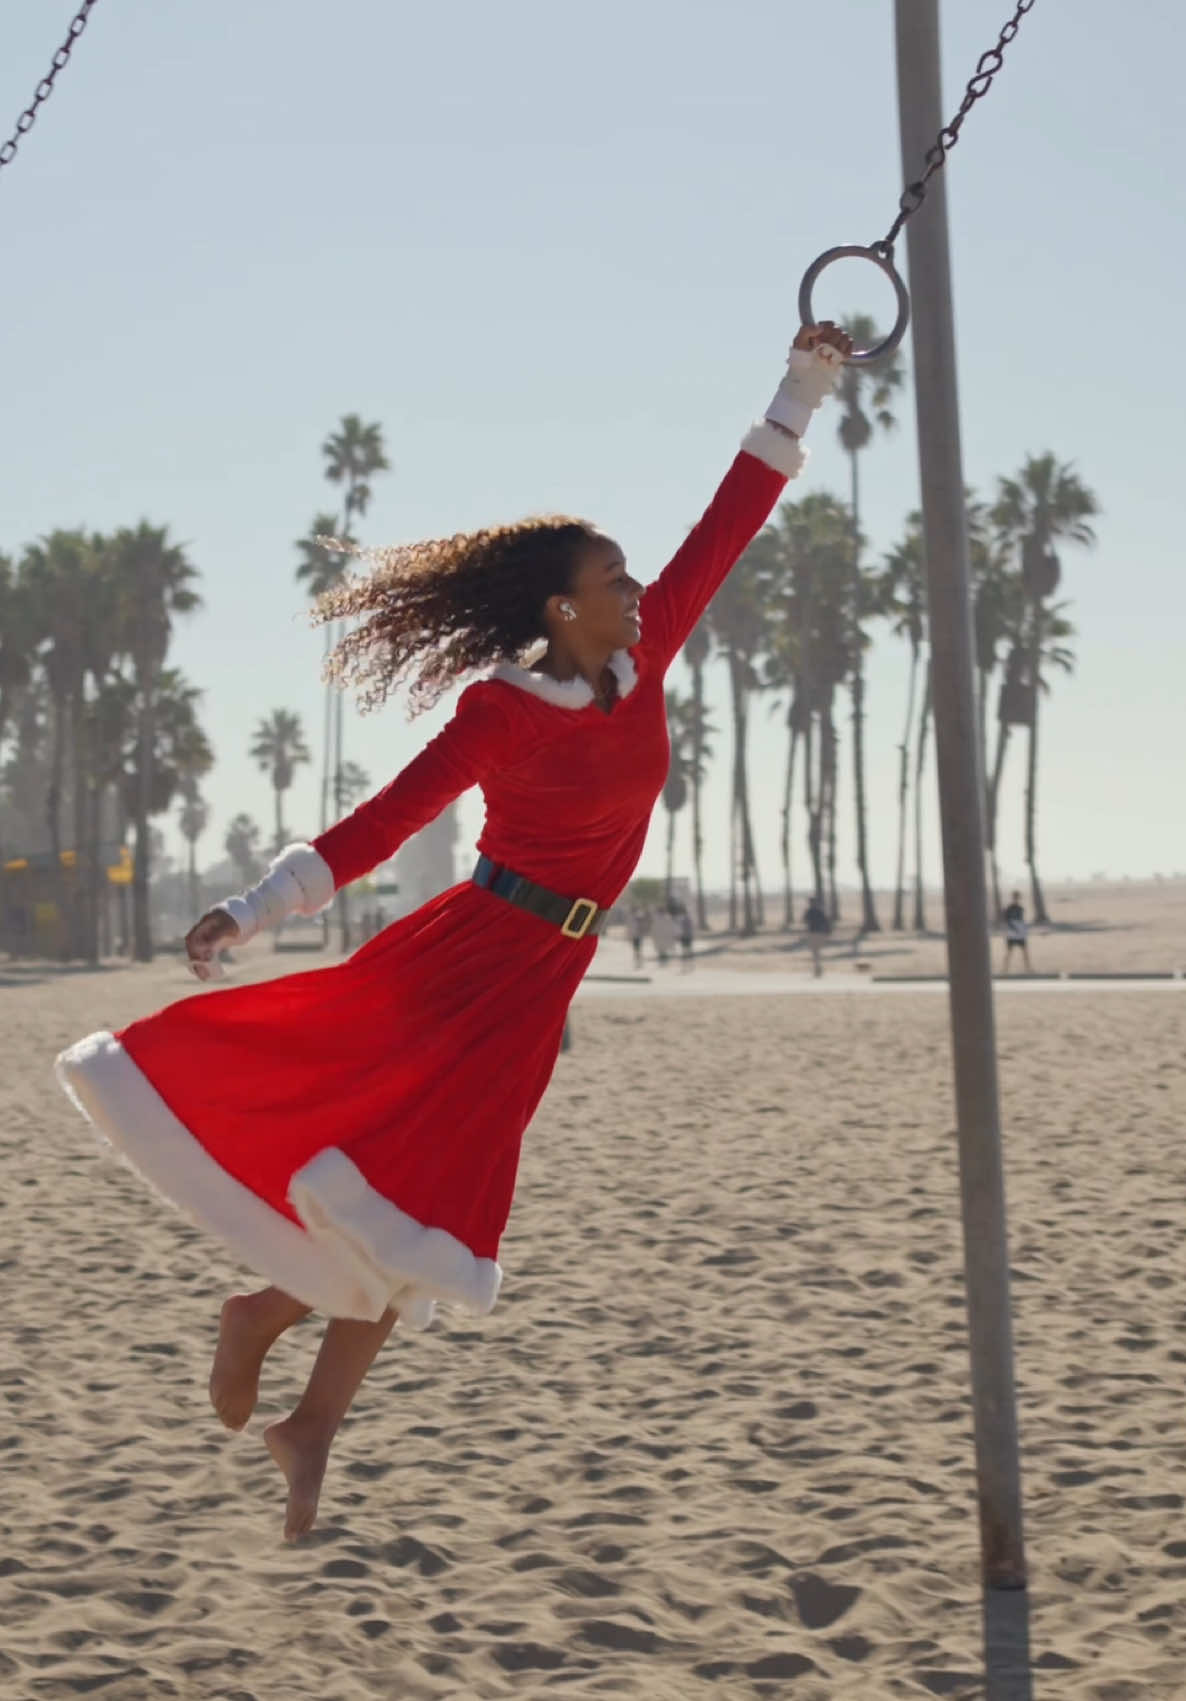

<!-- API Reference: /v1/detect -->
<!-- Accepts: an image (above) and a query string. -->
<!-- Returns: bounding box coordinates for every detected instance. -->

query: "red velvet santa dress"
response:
[56,422,811,1330]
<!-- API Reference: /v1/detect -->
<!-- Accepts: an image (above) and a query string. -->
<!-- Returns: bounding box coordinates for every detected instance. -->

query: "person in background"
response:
[628,904,648,970]
[1002,889,1032,974]
[651,905,676,966]
[678,905,694,971]
[803,893,831,979]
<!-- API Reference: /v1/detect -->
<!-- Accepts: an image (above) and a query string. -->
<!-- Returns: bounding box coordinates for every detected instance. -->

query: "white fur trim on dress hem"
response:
[491,648,638,708]
[290,1150,502,1330]
[740,422,808,479]
[54,1031,501,1329]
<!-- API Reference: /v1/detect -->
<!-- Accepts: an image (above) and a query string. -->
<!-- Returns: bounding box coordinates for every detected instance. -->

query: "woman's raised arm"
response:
[638,324,850,669]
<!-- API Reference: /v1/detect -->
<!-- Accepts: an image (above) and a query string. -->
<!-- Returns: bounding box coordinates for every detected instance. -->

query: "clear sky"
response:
[4,0,1184,896]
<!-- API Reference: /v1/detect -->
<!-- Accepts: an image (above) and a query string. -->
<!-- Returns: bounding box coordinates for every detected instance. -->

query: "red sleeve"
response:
[313,681,516,890]
[638,451,787,670]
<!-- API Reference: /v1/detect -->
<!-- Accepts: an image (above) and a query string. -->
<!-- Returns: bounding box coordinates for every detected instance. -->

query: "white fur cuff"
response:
[740,422,808,479]
[764,344,843,438]
[216,842,335,945]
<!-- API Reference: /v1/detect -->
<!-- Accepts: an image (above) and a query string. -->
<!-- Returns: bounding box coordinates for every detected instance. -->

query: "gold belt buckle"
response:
[561,897,599,939]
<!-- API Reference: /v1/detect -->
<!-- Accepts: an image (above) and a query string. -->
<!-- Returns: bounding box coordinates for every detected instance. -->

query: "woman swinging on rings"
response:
[57,318,852,1540]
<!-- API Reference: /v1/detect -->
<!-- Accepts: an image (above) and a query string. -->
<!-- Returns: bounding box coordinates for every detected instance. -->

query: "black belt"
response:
[472,854,610,940]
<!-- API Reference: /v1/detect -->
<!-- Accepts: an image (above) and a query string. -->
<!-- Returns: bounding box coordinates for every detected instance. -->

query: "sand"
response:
[2,942,1185,1699]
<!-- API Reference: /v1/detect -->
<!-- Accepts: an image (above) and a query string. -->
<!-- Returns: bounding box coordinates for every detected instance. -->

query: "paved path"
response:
[578,938,1184,999]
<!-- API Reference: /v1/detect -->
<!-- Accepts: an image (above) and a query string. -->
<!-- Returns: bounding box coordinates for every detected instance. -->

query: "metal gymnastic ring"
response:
[797,244,911,364]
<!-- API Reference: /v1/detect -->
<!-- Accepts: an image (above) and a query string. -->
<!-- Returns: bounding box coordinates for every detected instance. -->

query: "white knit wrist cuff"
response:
[217,896,255,942]
[764,344,843,438]
[740,422,808,479]
[216,843,335,945]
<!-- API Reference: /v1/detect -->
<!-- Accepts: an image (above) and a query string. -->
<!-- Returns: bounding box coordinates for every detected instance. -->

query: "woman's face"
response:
[561,535,643,649]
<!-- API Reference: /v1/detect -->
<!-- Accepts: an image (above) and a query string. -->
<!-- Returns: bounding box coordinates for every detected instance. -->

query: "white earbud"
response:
[561,602,577,622]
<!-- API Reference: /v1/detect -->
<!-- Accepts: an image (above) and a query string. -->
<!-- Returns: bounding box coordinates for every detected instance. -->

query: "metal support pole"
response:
[893,0,1027,1591]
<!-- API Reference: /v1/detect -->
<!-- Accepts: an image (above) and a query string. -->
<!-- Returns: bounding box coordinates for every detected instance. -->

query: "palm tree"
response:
[992,454,1098,921]
[708,539,771,934]
[321,415,390,949]
[20,531,98,957]
[879,520,927,931]
[1023,601,1076,918]
[661,692,690,901]
[661,691,713,902]
[225,813,263,889]
[912,660,932,933]
[977,546,1026,921]
[249,708,312,853]
[178,790,209,920]
[295,511,352,836]
[100,667,211,951]
[835,313,907,934]
[758,493,850,928]
[107,523,202,960]
[680,617,713,928]
[116,671,213,823]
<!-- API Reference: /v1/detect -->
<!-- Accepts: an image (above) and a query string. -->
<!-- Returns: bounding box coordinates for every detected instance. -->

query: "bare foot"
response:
[264,1416,331,1541]
[209,1295,275,1430]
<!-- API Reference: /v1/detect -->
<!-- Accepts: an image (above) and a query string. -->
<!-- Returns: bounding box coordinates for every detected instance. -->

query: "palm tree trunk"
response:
[728,658,757,936]
[187,835,199,919]
[823,704,839,925]
[848,449,879,935]
[741,785,760,934]
[804,713,823,904]
[1024,611,1049,923]
[274,782,284,857]
[892,644,919,931]
[132,689,155,962]
[912,663,931,932]
[46,690,67,959]
[690,659,708,930]
[69,688,90,960]
[780,717,799,928]
[986,715,1011,924]
[727,802,738,933]
[87,771,104,964]
[665,806,676,899]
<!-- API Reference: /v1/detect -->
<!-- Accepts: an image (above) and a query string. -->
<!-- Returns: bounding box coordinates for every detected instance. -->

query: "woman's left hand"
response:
[793,320,854,360]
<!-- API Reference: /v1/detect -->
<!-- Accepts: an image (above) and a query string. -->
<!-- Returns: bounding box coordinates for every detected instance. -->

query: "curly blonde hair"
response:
[312,517,600,715]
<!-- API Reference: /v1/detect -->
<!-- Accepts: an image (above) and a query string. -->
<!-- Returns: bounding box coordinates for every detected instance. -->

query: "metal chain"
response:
[877,0,1035,256]
[0,0,101,178]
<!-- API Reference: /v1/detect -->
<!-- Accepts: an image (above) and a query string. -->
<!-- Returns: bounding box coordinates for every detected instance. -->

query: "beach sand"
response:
[2,946,1184,1699]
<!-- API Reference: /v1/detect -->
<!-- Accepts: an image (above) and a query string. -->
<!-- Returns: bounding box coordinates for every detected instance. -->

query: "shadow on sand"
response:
[983,1584,1033,1700]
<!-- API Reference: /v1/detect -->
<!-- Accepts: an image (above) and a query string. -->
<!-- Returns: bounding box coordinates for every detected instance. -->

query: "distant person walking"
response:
[677,905,695,971]
[803,894,831,979]
[652,906,676,966]
[628,904,648,970]
[1002,890,1032,974]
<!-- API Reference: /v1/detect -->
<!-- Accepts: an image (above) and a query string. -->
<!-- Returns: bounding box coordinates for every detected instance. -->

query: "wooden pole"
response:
[893,0,1028,1592]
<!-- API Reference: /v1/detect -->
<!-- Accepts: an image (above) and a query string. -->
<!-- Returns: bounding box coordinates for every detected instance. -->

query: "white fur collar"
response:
[491,648,638,708]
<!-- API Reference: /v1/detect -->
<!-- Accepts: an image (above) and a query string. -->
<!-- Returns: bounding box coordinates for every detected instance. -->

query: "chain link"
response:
[877,0,1035,257]
[0,0,101,177]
